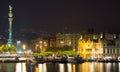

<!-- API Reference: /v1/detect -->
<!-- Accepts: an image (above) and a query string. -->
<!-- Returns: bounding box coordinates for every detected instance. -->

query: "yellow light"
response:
[59,64,65,72]
[22,44,26,50]
[39,41,42,44]
[78,38,103,59]
[60,41,64,44]
[67,63,72,72]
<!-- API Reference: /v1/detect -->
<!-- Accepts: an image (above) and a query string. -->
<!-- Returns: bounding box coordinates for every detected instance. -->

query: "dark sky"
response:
[0,0,120,35]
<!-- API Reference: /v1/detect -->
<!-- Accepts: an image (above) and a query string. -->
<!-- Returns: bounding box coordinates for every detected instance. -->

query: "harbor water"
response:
[0,62,119,72]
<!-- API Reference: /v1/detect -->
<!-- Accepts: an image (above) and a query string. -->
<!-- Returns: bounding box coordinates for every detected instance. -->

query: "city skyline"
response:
[0,0,120,36]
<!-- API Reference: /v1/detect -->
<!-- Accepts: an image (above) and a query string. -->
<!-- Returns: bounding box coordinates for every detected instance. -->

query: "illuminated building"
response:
[102,33,120,59]
[78,38,103,59]
[30,32,120,60]
[77,33,103,59]
[56,33,80,51]
[49,38,56,47]
[32,38,48,53]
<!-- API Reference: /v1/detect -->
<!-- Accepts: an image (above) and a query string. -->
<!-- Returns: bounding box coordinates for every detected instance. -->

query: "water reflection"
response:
[26,63,35,72]
[106,63,111,72]
[73,64,76,72]
[38,63,47,72]
[16,63,27,72]
[119,63,120,72]
[16,63,22,72]
[67,63,72,72]
[59,64,64,72]
[0,63,15,72]
[0,62,120,72]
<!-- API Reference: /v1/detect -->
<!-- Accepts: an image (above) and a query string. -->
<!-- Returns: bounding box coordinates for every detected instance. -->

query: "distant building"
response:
[56,33,80,51]
[30,32,120,60]
[78,35,103,59]
[32,38,48,53]
[102,33,120,59]
[49,37,56,47]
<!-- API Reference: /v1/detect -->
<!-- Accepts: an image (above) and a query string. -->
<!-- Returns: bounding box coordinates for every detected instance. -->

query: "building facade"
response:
[102,34,120,60]
[30,32,120,60]
[32,38,48,53]
[56,33,80,51]
[78,33,103,59]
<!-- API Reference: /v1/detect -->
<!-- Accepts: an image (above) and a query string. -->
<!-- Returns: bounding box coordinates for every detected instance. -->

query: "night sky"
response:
[0,0,120,35]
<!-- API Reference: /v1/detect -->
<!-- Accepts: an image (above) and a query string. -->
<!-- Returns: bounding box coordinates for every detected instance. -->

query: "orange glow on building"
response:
[78,38,103,59]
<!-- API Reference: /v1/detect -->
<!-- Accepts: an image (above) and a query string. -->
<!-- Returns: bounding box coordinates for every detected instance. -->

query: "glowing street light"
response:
[22,44,26,50]
[22,44,26,54]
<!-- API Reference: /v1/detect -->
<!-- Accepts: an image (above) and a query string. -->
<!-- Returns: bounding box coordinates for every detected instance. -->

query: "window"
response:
[93,35,97,39]
[104,44,106,47]
[105,49,107,54]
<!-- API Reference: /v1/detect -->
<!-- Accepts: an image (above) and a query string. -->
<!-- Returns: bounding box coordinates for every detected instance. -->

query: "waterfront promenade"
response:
[0,54,120,64]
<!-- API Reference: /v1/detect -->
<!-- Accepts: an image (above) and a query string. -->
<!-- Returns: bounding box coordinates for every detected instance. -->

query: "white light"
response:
[105,56,112,59]
[119,63,120,72]
[60,41,64,44]
[22,63,27,72]
[39,41,42,44]
[17,41,21,44]
[118,57,120,61]
[38,63,47,72]
[67,63,72,72]
[18,51,22,54]
[59,64,64,72]
[39,64,43,72]
[16,63,22,72]
[43,63,47,72]
[100,34,103,38]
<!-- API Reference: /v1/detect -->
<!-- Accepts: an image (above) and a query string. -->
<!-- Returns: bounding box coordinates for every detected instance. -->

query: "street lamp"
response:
[23,44,26,50]
[22,44,26,54]
[60,41,64,47]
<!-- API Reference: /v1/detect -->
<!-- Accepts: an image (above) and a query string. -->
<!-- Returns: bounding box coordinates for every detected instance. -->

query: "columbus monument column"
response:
[7,5,13,46]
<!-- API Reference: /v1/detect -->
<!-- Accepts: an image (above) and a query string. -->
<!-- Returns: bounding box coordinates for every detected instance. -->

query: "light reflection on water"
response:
[38,63,47,72]
[67,63,72,72]
[0,62,119,72]
[119,63,120,72]
[16,63,22,72]
[16,63,27,72]
[59,64,64,72]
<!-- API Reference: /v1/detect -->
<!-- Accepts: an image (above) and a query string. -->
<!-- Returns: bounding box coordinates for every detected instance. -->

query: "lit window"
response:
[17,41,21,44]
[60,41,64,44]
[44,41,46,44]
[69,41,71,45]
[39,41,42,44]
[114,34,116,39]
[100,34,103,38]
[93,35,97,39]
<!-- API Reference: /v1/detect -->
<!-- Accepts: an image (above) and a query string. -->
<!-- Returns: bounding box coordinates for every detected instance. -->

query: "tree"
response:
[0,44,17,53]
[46,45,73,53]
[61,45,73,51]
[7,45,17,53]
